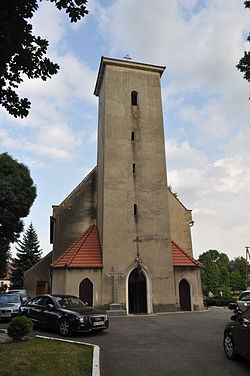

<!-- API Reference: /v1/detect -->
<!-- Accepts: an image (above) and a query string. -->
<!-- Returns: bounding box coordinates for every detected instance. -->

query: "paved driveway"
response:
[1,308,250,375]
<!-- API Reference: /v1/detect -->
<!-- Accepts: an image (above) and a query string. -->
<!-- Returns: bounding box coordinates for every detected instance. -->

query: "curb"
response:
[36,335,100,376]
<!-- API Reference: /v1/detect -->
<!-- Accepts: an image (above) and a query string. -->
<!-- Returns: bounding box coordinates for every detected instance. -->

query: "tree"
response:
[0,153,36,278]
[230,270,246,292]
[200,255,220,296]
[0,0,88,118]
[11,223,42,288]
[236,1,250,92]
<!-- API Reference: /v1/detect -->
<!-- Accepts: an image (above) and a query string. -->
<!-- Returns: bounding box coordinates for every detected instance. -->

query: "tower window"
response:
[131,91,138,106]
[133,163,136,173]
[131,131,135,141]
[134,204,138,216]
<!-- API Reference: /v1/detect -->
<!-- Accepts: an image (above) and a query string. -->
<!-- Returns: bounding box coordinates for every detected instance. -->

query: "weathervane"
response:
[123,54,132,60]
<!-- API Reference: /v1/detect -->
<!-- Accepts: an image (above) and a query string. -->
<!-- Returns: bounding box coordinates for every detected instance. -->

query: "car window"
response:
[56,296,85,308]
[239,292,250,301]
[29,296,46,306]
[44,297,55,307]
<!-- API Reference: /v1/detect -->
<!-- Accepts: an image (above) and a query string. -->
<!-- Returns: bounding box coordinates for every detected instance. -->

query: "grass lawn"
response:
[0,337,93,376]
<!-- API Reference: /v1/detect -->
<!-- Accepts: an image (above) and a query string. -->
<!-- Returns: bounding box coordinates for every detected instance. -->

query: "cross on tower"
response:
[133,236,142,263]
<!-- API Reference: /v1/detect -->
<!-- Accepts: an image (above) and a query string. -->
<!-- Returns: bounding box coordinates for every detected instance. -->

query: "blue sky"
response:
[1,0,249,260]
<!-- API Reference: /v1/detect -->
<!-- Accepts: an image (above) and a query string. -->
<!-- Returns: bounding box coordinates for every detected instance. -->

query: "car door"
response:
[238,309,250,357]
[27,296,46,324]
[40,297,59,329]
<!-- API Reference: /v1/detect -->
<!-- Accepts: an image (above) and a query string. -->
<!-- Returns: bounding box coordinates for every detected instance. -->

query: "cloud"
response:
[97,0,249,94]
[166,138,250,258]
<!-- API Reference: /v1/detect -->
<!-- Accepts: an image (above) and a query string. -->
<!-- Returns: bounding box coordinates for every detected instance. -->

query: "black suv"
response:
[20,294,109,336]
[223,303,250,361]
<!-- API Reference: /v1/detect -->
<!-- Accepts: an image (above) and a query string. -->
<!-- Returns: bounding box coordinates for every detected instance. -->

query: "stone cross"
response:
[106,265,124,304]
[133,236,142,259]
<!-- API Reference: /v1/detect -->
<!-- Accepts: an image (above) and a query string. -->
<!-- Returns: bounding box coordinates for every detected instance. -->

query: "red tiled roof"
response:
[172,240,203,267]
[51,224,102,268]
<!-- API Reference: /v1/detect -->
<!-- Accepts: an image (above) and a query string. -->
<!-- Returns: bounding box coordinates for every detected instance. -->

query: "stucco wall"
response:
[52,168,97,263]
[24,252,52,298]
[168,189,193,256]
[52,268,103,308]
[174,267,204,311]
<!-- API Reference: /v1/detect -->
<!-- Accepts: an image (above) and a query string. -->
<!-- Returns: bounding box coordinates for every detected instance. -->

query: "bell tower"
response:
[94,57,176,312]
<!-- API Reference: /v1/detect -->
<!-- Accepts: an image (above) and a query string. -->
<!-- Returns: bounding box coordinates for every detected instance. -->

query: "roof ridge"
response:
[59,167,97,207]
[68,224,96,266]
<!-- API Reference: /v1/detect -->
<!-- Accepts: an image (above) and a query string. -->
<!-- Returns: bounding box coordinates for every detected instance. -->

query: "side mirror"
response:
[228,302,238,310]
[47,303,54,310]
[231,315,238,321]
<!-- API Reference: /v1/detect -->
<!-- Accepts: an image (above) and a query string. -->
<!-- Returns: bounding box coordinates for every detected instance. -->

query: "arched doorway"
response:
[79,278,93,306]
[128,267,147,314]
[179,279,191,311]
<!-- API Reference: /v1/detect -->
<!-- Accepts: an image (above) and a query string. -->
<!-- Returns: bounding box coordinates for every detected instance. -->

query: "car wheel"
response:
[223,332,237,360]
[58,319,72,337]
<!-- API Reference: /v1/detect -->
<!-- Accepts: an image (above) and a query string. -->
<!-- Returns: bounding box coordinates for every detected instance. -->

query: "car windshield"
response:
[9,291,26,298]
[0,295,20,304]
[56,296,86,308]
[239,292,250,301]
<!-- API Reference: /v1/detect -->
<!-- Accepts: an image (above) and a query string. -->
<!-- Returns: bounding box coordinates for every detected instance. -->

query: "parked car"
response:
[236,290,250,311]
[19,294,109,336]
[0,294,23,321]
[7,289,29,303]
[223,303,250,361]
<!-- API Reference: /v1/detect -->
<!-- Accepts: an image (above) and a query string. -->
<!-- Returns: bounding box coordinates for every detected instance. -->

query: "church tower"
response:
[24,56,204,314]
[94,57,176,312]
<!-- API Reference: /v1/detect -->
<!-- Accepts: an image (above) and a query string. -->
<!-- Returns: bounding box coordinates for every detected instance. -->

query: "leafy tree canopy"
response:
[11,223,42,288]
[199,249,248,297]
[0,0,88,118]
[0,153,36,277]
[236,1,250,90]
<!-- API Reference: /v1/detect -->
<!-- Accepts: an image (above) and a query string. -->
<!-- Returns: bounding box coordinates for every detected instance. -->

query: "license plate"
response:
[93,321,104,326]
[0,312,11,317]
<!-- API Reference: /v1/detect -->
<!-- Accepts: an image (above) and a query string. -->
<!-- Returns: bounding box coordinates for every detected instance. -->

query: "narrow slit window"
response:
[131,91,138,106]
[134,204,138,216]
[133,163,136,173]
[131,131,135,141]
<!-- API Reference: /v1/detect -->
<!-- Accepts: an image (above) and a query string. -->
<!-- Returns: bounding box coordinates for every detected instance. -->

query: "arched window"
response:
[131,91,138,106]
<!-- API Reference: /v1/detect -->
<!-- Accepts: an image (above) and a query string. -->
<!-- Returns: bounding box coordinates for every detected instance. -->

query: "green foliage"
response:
[11,223,42,288]
[0,153,36,278]
[199,249,248,297]
[236,1,250,92]
[205,296,235,307]
[230,270,246,291]
[7,316,33,341]
[0,0,88,118]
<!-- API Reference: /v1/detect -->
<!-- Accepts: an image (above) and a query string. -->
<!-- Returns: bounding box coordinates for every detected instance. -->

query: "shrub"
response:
[205,296,236,307]
[7,316,33,341]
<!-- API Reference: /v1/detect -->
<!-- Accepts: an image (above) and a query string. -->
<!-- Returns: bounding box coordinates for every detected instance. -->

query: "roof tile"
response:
[172,240,203,267]
[51,224,102,268]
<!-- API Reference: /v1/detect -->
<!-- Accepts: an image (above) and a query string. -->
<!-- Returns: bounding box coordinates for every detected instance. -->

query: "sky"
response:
[0,0,249,261]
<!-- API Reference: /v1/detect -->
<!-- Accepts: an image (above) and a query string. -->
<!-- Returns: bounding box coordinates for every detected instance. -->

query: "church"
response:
[24,57,204,314]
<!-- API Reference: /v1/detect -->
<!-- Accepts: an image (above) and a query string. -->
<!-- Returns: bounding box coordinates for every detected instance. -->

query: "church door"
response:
[179,279,191,311]
[79,278,93,306]
[128,268,147,314]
